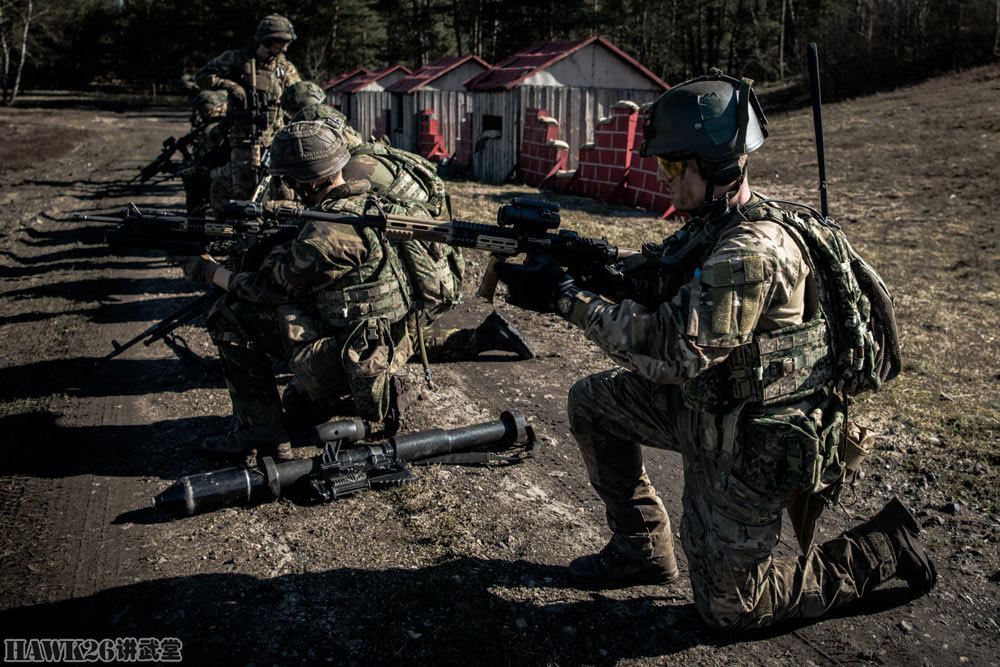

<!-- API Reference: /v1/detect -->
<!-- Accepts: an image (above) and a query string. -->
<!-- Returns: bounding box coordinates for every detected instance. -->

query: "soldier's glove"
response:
[496,255,575,315]
[220,80,247,108]
[181,254,221,286]
[571,263,628,299]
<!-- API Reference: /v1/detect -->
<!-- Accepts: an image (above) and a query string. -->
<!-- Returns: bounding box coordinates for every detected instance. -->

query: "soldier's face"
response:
[259,40,290,60]
[657,157,704,212]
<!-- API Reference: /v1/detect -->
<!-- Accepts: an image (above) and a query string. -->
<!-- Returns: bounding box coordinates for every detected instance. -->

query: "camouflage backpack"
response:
[348,194,464,325]
[349,140,450,219]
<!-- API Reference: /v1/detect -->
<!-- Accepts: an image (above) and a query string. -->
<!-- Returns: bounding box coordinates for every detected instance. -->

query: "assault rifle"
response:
[152,410,537,516]
[99,286,222,365]
[229,196,639,299]
[129,132,199,185]
[74,204,296,364]
[76,203,299,270]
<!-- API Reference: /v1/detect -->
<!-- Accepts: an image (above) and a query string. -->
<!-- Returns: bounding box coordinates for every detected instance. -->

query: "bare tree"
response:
[1,0,32,105]
[994,0,1000,56]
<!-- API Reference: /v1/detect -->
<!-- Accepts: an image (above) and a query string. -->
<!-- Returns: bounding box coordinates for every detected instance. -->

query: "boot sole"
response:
[569,566,681,590]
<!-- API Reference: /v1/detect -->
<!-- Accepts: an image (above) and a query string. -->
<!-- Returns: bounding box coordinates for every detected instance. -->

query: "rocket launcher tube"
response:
[152,412,534,516]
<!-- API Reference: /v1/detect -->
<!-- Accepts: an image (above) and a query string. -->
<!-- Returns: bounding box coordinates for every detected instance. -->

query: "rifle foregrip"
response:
[476,255,503,302]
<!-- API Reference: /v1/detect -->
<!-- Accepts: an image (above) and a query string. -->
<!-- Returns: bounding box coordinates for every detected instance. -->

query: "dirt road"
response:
[0,73,998,665]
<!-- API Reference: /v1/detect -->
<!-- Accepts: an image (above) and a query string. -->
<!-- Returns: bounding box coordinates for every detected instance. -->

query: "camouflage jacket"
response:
[228,180,415,309]
[565,194,811,384]
[187,120,229,174]
[196,47,300,129]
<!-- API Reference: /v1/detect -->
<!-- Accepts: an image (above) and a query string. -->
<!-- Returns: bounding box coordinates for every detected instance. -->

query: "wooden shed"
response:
[322,68,369,107]
[384,55,490,154]
[463,36,668,184]
[327,65,411,140]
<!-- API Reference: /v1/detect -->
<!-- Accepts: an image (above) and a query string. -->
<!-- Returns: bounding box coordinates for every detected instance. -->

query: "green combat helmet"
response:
[256,14,296,43]
[269,120,350,183]
[192,90,228,118]
[281,81,327,115]
[641,68,768,187]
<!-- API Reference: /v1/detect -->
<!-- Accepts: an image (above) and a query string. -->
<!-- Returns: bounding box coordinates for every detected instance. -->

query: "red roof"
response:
[336,65,412,93]
[323,68,369,91]
[385,55,491,94]
[463,36,667,91]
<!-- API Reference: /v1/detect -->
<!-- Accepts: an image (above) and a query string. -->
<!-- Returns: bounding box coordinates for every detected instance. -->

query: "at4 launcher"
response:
[230,196,640,299]
[151,410,537,516]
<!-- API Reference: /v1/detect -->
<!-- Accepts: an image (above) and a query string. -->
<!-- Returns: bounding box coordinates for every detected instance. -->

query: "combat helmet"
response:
[256,14,296,43]
[641,68,768,187]
[281,81,326,115]
[270,120,350,183]
[192,90,228,118]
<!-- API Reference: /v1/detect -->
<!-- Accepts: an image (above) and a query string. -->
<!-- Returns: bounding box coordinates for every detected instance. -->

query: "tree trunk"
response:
[994,0,1000,56]
[779,0,787,78]
[10,0,30,105]
[1,0,11,104]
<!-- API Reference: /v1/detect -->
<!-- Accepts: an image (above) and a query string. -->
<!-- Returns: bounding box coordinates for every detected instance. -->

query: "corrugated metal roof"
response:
[323,68,369,91]
[463,36,667,91]
[385,55,491,94]
[336,65,413,93]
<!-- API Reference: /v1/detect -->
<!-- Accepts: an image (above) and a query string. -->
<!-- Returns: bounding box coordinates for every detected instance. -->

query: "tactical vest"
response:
[231,51,289,131]
[310,197,413,330]
[347,141,449,218]
[678,200,899,496]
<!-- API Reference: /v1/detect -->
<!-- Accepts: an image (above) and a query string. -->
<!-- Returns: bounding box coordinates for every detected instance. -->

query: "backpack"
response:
[748,200,901,397]
[350,140,450,219]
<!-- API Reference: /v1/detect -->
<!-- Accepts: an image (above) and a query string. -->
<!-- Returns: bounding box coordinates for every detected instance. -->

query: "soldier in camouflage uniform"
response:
[180,120,417,458]
[280,81,363,148]
[196,14,301,210]
[179,90,230,215]
[496,71,935,630]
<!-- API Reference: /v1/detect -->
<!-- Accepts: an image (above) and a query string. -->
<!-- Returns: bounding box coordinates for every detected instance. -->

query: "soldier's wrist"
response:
[212,266,233,291]
[556,285,597,327]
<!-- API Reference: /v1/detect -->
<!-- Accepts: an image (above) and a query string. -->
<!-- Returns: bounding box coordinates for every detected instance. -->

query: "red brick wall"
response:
[562,101,673,216]
[623,115,674,214]
[574,103,638,201]
[419,110,450,162]
[518,108,568,188]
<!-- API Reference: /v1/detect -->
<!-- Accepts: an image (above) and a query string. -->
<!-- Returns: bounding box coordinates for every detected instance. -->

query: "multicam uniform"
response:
[207,180,417,432]
[196,47,300,203]
[565,196,894,630]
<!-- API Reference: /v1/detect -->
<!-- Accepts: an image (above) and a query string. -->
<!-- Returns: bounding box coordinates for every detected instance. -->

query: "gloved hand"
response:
[181,254,220,285]
[495,255,575,314]
[220,80,247,108]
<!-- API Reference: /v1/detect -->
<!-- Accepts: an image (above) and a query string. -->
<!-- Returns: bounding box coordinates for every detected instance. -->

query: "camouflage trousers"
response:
[568,368,889,630]
[207,294,409,430]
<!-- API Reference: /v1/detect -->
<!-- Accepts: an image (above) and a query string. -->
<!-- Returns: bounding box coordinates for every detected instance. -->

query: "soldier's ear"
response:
[710,158,743,186]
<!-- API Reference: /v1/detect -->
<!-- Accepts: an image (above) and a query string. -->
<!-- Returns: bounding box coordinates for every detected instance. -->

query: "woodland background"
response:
[1,0,999,104]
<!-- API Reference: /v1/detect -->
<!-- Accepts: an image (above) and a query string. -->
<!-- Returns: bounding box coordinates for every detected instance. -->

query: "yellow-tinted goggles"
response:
[656,157,687,180]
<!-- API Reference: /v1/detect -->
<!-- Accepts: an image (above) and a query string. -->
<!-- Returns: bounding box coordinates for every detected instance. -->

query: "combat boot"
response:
[847,496,937,595]
[473,310,535,359]
[569,538,680,590]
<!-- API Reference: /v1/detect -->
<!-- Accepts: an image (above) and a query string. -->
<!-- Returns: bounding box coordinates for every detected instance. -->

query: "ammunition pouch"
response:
[681,314,833,414]
[733,391,847,497]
